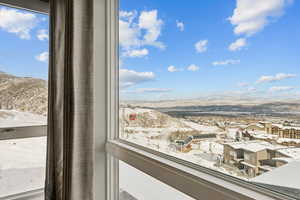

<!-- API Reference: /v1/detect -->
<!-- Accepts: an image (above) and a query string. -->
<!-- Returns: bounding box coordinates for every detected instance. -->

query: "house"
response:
[244,123,265,132]
[242,121,300,140]
[258,122,300,139]
[223,141,285,177]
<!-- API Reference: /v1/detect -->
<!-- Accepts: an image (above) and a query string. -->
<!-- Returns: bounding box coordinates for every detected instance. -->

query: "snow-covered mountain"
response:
[0,72,47,115]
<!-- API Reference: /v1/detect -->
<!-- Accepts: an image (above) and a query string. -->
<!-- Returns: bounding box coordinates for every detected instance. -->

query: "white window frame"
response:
[0,0,49,14]
[0,0,298,200]
[105,1,298,200]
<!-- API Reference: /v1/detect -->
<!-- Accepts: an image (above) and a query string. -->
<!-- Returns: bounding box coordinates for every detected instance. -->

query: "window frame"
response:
[105,1,299,200]
[0,0,49,14]
[0,0,298,200]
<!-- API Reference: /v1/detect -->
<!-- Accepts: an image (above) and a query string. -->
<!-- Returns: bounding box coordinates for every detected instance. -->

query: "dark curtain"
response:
[45,0,94,199]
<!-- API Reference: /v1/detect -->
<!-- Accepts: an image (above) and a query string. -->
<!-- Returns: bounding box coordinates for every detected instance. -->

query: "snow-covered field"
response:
[0,137,46,197]
[0,110,47,197]
[0,110,46,128]
[0,136,194,200]
[123,132,247,179]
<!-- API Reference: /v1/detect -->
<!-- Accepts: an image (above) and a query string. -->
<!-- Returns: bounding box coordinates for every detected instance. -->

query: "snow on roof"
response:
[252,132,278,140]
[277,148,300,159]
[226,141,284,152]
[258,121,271,124]
[272,124,300,130]
[246,123,264,129]
[272,157,295,163]
[251,161,300,190]
[277,138,300,144]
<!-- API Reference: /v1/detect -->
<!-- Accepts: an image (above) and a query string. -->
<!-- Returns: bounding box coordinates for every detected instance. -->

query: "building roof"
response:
[245,123,265,129]
[276,148,300,159]
[277,138,300,144]
[272,124,300,130]
[251,161,300,190]
[226,141,284,153]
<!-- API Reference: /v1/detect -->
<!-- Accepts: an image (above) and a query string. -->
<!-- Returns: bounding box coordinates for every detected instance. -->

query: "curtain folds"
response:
[45,0,94,199]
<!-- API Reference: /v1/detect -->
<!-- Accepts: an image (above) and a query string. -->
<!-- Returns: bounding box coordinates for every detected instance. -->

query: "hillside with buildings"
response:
[120,103,300,197]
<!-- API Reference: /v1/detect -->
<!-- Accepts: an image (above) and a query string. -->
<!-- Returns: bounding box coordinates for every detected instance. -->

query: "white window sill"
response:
[106,139,296,200]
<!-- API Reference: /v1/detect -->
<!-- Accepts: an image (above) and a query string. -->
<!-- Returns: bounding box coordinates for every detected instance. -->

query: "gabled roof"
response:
[226,141,284,153]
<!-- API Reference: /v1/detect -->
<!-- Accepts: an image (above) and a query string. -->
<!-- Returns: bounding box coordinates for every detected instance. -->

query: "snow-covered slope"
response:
[0,110,46,128]
[0,137,46,197]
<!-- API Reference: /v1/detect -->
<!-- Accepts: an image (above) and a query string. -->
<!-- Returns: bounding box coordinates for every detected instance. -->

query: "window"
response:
[116,0,300,199]
[0,3,48,198]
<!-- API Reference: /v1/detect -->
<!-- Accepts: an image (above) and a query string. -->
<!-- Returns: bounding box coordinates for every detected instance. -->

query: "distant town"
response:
[120,100,300,194]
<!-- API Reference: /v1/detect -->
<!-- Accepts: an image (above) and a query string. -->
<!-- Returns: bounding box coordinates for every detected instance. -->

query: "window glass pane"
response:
[119,161,194,200]
[0,5,48,198]
[119,0,300,198]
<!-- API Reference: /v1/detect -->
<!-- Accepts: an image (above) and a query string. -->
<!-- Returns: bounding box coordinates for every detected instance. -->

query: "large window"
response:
[0,4,48,198]
[118,0,300,199]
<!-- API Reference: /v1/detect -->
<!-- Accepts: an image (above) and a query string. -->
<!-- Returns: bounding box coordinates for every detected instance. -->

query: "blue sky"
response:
[0,5,49,80]
[119,0,300,100]
[0,2,299,101]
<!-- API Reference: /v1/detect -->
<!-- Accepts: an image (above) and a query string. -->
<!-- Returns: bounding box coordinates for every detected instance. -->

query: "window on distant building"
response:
[118,0,300,198]
[0,4,48,198]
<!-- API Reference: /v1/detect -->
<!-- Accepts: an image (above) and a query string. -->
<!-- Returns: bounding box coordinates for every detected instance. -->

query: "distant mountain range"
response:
[0,72,47,115]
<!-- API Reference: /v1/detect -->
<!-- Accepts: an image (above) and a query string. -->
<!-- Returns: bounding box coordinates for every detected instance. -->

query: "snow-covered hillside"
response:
[120,107,223,139]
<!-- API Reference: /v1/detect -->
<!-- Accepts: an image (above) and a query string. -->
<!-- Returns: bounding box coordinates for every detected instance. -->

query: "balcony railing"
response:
[0,125,47,200]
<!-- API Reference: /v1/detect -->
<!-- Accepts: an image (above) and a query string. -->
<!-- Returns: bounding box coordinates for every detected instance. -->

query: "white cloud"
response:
[229,0,293,36]
[212,59,240,66]
[35,52,48,62]
[119,69,155,88]
[195,40,208,53]
[176,20,184,31]
[119,10,165,58]
[228,38,247,51]
[136,88,172,93]
[119,19,140,48]
[120,10,137,23]
[123,48,149,58]
[256,73,296,83]
[37,29,48,41]
[237,82,249,87]
[269,86,294,92]
[139,10,164,49]
[187,64,200,71]
[0,7,38,39]
[167,65,181,72]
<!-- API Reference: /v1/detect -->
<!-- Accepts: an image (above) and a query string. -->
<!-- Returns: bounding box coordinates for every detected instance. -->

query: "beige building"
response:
[243,121,300,139]
[223,141,295,177]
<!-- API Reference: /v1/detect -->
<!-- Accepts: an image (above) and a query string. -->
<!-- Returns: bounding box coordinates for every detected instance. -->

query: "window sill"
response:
[0,188,44,200]
[106,139,296,200]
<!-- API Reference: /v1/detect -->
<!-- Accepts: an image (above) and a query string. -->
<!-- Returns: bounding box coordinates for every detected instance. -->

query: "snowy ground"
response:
[0,110,47,197]
[123,132,247,179]
[0,110,46,128]
[0,136,194,200]
[0,137,46,197]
